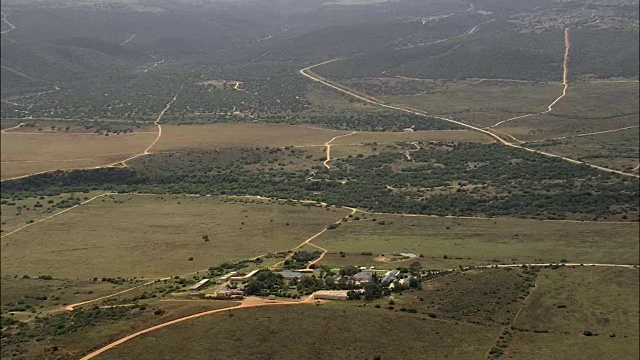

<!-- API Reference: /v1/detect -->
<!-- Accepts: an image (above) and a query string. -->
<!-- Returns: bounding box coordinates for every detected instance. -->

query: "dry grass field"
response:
[506,267,639,359]
[154,124,348,152]
[0,195,350,279]
[0,132,156,179]
[95,303,497,360]
[374,79,563,127]
[527,126,640,171]
[0,191,106,235]
[316,214,639,269]
[0,277,136,314]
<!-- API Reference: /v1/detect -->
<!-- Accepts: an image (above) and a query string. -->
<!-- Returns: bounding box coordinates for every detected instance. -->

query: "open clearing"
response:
[506,267,639,359]
[153,124,348,151]
[0,195,350,279]
[94,303,496,360]
[0,132,156,179]
[0,191,107,235]
[316,214,639,269]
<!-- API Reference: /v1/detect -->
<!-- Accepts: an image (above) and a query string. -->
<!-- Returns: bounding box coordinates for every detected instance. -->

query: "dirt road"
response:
[475,263,638,269]
[0,12,16,34]
[119,34,136,46]
[270,207,356,269]
[1,94,179,181]
[299,46,639,178]
[488,28,571,128]
[1,123,24,133]
[323,131,357,169]
[117,93,178,166]
[527,125,639,143]
[0,192,114,239]
[78,295,315,360]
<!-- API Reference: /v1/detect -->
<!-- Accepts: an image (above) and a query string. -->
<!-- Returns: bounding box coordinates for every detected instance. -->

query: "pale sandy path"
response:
[323,131,358,169]
[78,261,636,360]
[0,192,114,239]
[0,12,16,34]
[78,295,315,360]
[117,93,179,166]
[527,125,640,143]
[270,207,356,270]
[475,263,638,269]
[299,49,639,179]
[1,123,24,133]
[1,94,178,181]
[488,28,571,129]
[65,282,155,311]
[119,34,136,46]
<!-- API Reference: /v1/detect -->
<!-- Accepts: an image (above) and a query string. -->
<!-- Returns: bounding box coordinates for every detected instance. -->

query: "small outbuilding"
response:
[313,290,349,301]
[189,278,210,291]
[278,271,305,280]
[353,271,373,284]
[381,269,401,286]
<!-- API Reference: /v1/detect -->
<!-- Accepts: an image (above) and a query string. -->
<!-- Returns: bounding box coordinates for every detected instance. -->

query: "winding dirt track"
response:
[119,34,136,46]
[323,131,357,169]
[116,93,178,166]
[78,295,315,360]
[0,192,114,239]
[1,94,178,181]
[488,27,570,129]
[0,12,16,34]
[299,46,639,179]
[1,123,24,133]
[526,125,640,143]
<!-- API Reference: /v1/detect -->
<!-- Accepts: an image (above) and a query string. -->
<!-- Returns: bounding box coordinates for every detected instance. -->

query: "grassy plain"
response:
[0,132,156,179]
[0,195,350,279]
[505,267,639,360]
[96,303,497,360]
[0,277,133,313]
[388,268,529,325]
[316,214,639,269]
[525,126,640,171]
[0,191,105,234]
[375,79,563,127]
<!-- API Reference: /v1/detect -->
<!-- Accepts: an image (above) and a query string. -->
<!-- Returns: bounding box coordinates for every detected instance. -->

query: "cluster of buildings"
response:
[187,267,417,301]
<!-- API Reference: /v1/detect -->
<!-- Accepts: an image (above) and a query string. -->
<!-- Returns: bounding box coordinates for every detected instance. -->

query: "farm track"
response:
[0,94,179,181]
[76,261,636,360]
[323,131,358,169]
[488,28,571,129]
[0,192,114,239]
[0,12,16,34]
[526,125,640,143]
[78,295,316,360]
[299,45,639,179]
[117,93,179,166]
[1,123,25,133]
[119,34,136,46]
